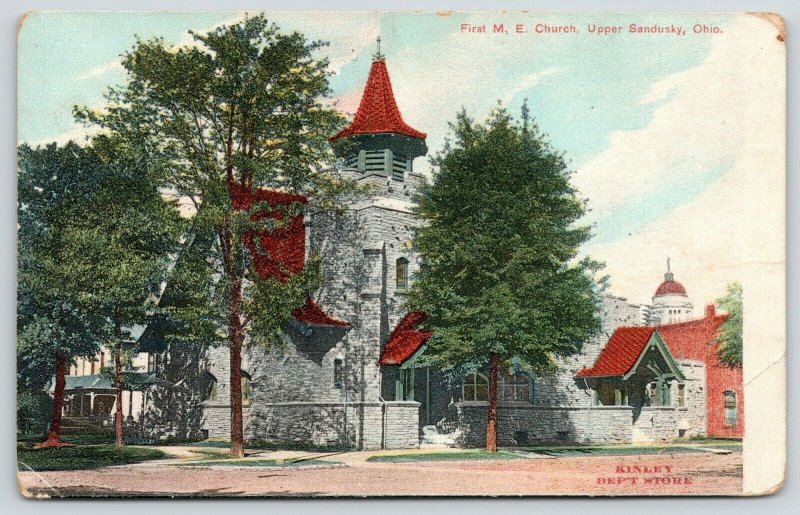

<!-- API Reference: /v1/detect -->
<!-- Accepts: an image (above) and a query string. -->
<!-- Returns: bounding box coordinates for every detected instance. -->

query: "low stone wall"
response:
[383,401,421,449]
[632,407,691,443]
[202,400,420,450]
[448,403,633,447]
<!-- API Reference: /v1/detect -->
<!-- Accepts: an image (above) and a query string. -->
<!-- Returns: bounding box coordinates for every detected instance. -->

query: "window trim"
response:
[723,390,738,426]
[461,372,489,402]
[241,370,252,405]
[396,257,409,289]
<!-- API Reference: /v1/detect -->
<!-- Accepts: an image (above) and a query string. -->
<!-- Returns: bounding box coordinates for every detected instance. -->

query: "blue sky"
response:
[19,11,772,306]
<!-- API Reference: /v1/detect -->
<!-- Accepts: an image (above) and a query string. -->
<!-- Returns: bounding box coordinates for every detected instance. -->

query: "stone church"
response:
[121,53,741,449]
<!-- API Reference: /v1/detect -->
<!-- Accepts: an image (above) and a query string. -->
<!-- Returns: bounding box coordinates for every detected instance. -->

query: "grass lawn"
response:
[367,450,524,463]
[177,458,339,468]
[17,444,168,472]
[513,442,742,457]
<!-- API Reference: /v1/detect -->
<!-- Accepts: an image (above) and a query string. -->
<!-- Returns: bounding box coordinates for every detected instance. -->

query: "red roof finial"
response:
[330,53,426,141]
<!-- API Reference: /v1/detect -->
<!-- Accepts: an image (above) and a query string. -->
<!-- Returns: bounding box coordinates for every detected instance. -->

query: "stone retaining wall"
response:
[202,400,420,450]
[448,403,633,446]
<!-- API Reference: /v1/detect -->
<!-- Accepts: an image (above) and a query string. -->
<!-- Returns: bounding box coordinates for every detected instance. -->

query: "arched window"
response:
[501,372,532,402]
[396,257,409,289]
[462,372,489,401]
[241,371,252,405]
[204,372,218,402]
[724,390,737,426]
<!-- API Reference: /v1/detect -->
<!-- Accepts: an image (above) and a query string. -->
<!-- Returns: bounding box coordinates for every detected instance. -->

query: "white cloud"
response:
[501,67,563,105]
[76,60,124,80]
[575,15,784,310]
[22,124,104,148]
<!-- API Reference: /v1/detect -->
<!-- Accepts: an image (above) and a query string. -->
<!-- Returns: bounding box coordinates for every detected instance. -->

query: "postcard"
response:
[16,11,785,497]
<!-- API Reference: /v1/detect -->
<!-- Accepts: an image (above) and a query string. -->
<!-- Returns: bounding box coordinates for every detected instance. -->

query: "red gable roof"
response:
[331,59,426,141]
[230,184,349,327]
[657,314,728,362]
[291,298,351,327]
[379,311,432,366]
[576,327,655,378]
[231,185,307,283]
[655,279,687,296]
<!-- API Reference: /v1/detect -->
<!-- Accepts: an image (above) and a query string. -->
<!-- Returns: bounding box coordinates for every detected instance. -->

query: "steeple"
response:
[331,38,426,180]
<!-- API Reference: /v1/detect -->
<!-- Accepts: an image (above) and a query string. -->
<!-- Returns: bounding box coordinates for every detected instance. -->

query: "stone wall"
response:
[631,360,707,442]
[195,166,426,449]
[448,403,633,447]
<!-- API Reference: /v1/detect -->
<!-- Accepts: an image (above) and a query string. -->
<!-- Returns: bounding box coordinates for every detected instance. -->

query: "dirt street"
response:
[18,449,742,497]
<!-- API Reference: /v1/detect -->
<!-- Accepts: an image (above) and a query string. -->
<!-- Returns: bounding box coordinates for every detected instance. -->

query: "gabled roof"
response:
[292,298,351,327]
[233,184,349,327]
[330,59,426,141]
[657,313,729,362]
[379,311,432,366]
[232,185,308,284]
[576,325,687,380]
[576,327,655,378]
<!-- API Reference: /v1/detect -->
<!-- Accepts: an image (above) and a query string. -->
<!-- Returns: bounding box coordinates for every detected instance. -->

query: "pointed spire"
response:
[330,56,426,142]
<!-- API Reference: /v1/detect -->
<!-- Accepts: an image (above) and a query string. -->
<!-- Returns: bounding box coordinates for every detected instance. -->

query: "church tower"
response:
[330,38,427,181]
[650,258,694,325]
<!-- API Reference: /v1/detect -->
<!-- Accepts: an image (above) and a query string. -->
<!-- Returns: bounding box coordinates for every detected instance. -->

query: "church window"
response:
[241,371,252,405]
[396,257,409,289]
[462,372,489,401]
[677,383,686,407]
[204,373,218,402]
[333,358,344,388]
[501,372,532,402]
[724,390,737,426]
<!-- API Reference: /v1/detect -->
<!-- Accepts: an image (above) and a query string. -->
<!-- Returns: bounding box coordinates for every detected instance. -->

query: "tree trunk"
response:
[114,344,124,449]
[486,352,500,453]
[114,315,124,449]
[229,275,245,458]
[36,350,69,448]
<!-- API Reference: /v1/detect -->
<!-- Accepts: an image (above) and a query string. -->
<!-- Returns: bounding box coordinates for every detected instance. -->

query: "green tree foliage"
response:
[18,139,181,447]
[715,282,743,367]
[18,142,110,445]
[407,104,604,451]
[77,15,362,457]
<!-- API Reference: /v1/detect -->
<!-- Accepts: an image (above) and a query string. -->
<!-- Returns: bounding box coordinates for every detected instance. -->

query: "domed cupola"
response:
[654,263,687,297]
[330,37,427,181]
[650,258,693,325]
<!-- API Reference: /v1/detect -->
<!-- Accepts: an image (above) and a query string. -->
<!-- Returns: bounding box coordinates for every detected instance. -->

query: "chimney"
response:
[705,304,716,318]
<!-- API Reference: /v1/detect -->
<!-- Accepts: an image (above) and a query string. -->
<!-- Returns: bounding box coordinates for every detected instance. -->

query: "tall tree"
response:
[407,105,603,452]
[18,143,107,447]
[715,282,743,367]
[19,138,181,448]
[77,15,360,457]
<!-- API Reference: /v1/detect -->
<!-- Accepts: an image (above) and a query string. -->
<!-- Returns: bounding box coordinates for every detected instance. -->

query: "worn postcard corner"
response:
[16,10,785,498]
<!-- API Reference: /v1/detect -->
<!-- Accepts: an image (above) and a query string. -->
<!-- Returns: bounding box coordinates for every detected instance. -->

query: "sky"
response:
[17,11,785,309]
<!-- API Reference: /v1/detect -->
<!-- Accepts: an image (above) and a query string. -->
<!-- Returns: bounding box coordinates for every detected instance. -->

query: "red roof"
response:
[229,184,349,327]
[292,298,351,327]
[331,59,426,141]
[379,312,433,366]
[657,314,728,362]
[655,279,687,296]
[231,185,307,283]
[576,326,655,378]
